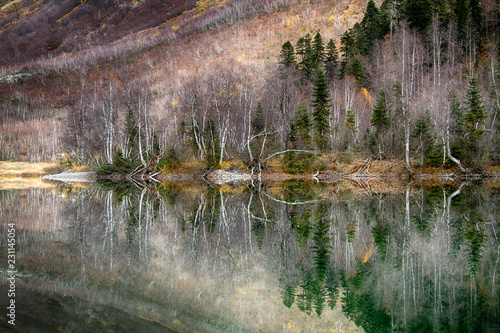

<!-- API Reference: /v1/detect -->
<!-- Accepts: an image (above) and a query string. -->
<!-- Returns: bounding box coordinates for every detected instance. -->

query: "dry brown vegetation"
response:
[1,0,499,178]
[0,0,373,164]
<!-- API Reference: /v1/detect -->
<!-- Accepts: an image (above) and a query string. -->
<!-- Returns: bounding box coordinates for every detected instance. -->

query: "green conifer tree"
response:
[312,32,325,67]
[370,92,390,157]
[345,109,357,131]
[279,41,297,68]
[311,69,332,151]
[347,57,366,88]
[455,0,469,43]
[462,76,486,170]
[464,76,487,136]
[285,103,314,173]
[324,39,339,82]
[404,0,433,33]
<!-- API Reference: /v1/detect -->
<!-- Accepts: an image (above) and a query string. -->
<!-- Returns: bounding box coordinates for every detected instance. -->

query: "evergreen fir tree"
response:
[289,102,313,148]
[296,33,314,78]
[324,39,339,82]
[370,92,390,157]
[285,103,315,173]
[469,0,483,50]
[462,76,487,170]
[279,41,297,68]
[312,32,325,67]
[252,101,266,134]
[464,76,487,136]
[371,92,390,131]
[347,57,366,88]
[411,113,440,166]
[404,0,433,33]
[339,25,360,79]
[343,109,358,151]
[345,109,357,131]
[295,34,311,60]
[455,0,469,43]
[311,68,332,151]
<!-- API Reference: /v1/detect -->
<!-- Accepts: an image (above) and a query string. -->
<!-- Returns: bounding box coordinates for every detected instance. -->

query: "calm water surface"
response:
[0,180,499,332]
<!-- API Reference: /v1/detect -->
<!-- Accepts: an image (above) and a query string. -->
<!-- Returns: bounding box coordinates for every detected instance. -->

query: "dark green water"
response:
[0,180,499,332]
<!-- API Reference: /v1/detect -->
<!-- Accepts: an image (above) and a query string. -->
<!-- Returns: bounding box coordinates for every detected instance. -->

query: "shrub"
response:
[158,146,180,171]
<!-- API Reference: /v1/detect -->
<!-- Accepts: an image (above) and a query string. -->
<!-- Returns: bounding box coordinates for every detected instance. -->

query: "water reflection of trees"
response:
[122,180,498,332]
[2,180,498,332]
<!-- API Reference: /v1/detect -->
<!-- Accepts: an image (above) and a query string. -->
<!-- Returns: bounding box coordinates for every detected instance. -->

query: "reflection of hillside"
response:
[0,181,498,332]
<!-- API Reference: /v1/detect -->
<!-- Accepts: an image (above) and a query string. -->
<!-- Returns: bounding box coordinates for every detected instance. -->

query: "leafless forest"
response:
[0,0,499,175]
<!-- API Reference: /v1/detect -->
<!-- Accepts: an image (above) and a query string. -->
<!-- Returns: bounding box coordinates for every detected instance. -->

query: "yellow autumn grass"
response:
[0,161,93,190]
[0,161,63,176]
[0,176,54,190]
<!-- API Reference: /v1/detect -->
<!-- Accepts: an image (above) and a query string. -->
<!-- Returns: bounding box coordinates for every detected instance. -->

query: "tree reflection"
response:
[2,180,497,332]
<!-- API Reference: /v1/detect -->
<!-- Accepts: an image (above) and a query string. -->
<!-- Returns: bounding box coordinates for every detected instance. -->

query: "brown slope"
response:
[0,0,197,67]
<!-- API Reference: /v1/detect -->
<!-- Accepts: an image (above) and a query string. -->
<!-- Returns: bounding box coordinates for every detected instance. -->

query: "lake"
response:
[0,179,499,332]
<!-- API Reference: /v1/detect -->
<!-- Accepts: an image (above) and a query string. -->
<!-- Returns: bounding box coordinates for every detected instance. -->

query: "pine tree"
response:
[455,0,469,43]
[370,92,390,157]
[311,68,332,151]
[324,39,339,82]
[371,92,390,131]
[345,109,357,131]
[462,76,487,170]
[464,76,486,136]
[339,25,360,79]
[252,101,266,134]
[279,41,297,68]
[296,33,315,78]
[312,32,325,68]
[250,101,272,170]
[404,0,433,33]
[285,103,314,173]
[469,0,483,50]
[359,0,382,55]
[289,102,313,148]
[347,57,366,88]
[412,113,439,166]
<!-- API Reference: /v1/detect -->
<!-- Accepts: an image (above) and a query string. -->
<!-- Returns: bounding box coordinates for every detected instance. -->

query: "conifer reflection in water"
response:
[0,180,498,332]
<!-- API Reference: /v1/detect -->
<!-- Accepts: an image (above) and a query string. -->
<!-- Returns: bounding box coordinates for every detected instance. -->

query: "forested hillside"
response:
[0,0,499,175]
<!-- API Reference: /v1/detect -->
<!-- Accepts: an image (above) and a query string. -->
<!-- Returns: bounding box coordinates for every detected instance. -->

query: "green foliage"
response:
[345,109,357,131]
[455,0,469,42]
[464,76,487,136]
[341,263,392,333]
[204,118,221,169]
[250,101,272,169]
[251,101,266,134]
[346,57,366,88]
[284,151,315,174]
[324,39,339,81]
[411,113,441,167]
[404,0,433,33]
[296,33,315,78]
[370,92,390,132]
[311,32,325,66]
[96,151,139,175]
[158,146,180,171]
[289,102,312,148]
[462,76,487,170]
[311,68,332,151]
[278,41,297,68]
[359,0,384,55]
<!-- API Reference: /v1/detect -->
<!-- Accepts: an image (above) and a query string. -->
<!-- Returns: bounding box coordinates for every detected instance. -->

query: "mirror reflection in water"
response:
[0,179,499,332]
